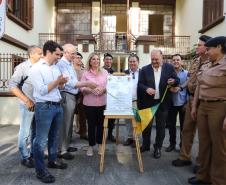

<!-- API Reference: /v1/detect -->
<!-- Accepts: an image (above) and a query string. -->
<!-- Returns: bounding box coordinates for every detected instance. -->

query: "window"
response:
[143,44,149,54]
[7,0,33,30]
[200,0,224,33]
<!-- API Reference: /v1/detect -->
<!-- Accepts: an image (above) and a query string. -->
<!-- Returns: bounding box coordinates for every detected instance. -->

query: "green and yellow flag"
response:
[133,104,160,134]
[133,86,169,135]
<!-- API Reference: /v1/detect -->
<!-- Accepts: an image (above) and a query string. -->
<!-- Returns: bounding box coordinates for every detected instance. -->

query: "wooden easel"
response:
[99,114,144,173]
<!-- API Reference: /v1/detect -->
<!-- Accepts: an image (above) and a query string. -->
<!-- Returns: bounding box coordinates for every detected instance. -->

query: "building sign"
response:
[0,0,6,38]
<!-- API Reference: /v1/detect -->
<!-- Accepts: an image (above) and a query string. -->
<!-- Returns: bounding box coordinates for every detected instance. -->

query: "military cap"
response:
[199,35,212,43]
[76,52,83,59]
[205,36,226,47]
[104,53,113,59]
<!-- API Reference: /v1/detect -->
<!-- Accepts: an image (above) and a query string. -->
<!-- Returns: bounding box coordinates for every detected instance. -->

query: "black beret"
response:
[199,35,212,43]
[104,53,113,59]
[76,52,83,59]
[205,36,226,47]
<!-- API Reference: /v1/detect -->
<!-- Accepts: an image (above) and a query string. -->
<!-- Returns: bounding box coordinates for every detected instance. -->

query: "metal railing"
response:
[146,35,190,55]
[94,32,136,52]
[38,33,190,55]
[0,53,27,92]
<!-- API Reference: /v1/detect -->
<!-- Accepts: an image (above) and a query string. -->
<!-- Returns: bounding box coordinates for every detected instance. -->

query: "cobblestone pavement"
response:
[0,124,198,185]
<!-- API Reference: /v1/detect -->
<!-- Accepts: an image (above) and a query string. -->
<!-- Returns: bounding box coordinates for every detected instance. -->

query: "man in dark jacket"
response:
[137,49,179,159]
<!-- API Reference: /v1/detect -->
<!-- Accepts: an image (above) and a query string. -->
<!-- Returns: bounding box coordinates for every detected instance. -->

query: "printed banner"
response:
[0,0,6,38]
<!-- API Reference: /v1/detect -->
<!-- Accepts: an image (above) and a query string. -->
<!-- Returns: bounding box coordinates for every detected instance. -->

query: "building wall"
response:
[176,0,226,50]
[175,0,203,49]
[0,97,20,125]
[0,0,55,125]
[0,0,55,53]
[204,2,226,36]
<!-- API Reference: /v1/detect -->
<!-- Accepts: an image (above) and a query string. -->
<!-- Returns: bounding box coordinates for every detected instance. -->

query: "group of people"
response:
[9,34,226,185]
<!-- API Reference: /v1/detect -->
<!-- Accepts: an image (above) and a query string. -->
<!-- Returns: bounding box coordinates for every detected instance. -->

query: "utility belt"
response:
[200,99,226,103]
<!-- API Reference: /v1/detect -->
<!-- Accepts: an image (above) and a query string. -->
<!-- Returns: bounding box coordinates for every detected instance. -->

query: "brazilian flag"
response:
[133,86,169,135]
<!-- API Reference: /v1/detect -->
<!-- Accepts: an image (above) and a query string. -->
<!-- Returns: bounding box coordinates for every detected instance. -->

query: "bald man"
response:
[137,49,179,159]
[57,43,96,160]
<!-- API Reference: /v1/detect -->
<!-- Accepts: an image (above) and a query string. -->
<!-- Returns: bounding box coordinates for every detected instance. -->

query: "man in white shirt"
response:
[123,53,139,147]
[30,40,68,183]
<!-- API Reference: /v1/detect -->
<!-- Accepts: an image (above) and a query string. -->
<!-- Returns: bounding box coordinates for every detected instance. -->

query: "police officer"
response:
[188,36,226,185]
[172,35,211,170]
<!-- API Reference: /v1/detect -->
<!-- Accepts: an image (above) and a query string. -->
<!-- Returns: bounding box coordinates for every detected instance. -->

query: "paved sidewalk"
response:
[0,124,198,185]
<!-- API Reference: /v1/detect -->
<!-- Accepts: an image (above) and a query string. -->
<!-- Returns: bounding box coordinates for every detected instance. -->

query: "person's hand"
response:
[167,78,175,85]
[86,81,97,89]
[223,117,226,131]
[25,99,34,112]
[191,106,197,121]
[91,86,105,95]
[170,87,180,93]
[57,75,68,86]
[146,88,156,96]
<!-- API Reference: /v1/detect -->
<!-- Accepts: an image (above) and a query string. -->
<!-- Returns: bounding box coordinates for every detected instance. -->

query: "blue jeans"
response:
[33,102,63,173]
[18,103,35,160]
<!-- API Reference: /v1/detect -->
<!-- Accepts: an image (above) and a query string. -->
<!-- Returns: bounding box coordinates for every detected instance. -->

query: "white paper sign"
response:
[105,75,133,115]
[0,0,6,38]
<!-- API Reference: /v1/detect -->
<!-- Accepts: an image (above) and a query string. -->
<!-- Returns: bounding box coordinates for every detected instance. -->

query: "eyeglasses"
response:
[129,53,137,57]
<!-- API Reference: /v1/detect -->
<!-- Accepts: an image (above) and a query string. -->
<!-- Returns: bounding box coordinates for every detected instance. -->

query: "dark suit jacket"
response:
[137,62,179,111]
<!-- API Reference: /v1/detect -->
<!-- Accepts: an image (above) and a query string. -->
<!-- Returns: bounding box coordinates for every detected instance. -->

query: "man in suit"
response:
[137,49,179,159]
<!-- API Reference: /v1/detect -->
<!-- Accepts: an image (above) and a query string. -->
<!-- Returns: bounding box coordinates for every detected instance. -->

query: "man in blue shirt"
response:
[166,54,188,152]
[30,40,68,183]
[57,44,96,160]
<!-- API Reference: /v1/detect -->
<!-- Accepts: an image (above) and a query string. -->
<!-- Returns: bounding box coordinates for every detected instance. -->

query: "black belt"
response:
[200,99,226,103]
[62,91,76,96]
[44,101,61,106]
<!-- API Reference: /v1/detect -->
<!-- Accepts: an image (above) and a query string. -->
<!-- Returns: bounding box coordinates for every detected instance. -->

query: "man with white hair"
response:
[57,43,96,160]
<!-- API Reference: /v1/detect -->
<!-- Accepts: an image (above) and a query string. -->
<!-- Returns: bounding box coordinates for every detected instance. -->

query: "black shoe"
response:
[140,146,150,153]
[193,165,200,174]
[107,134,116,142]
[48,161,67,169]
[153,148,161,159]
[123,138,133,146]
[165,145,175,152]
[67,147,78,152]
[21,157,34,168]
[36,170,55,183]
[59,152,74,160]
[188,176,211,184]
[172,158,192,166]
